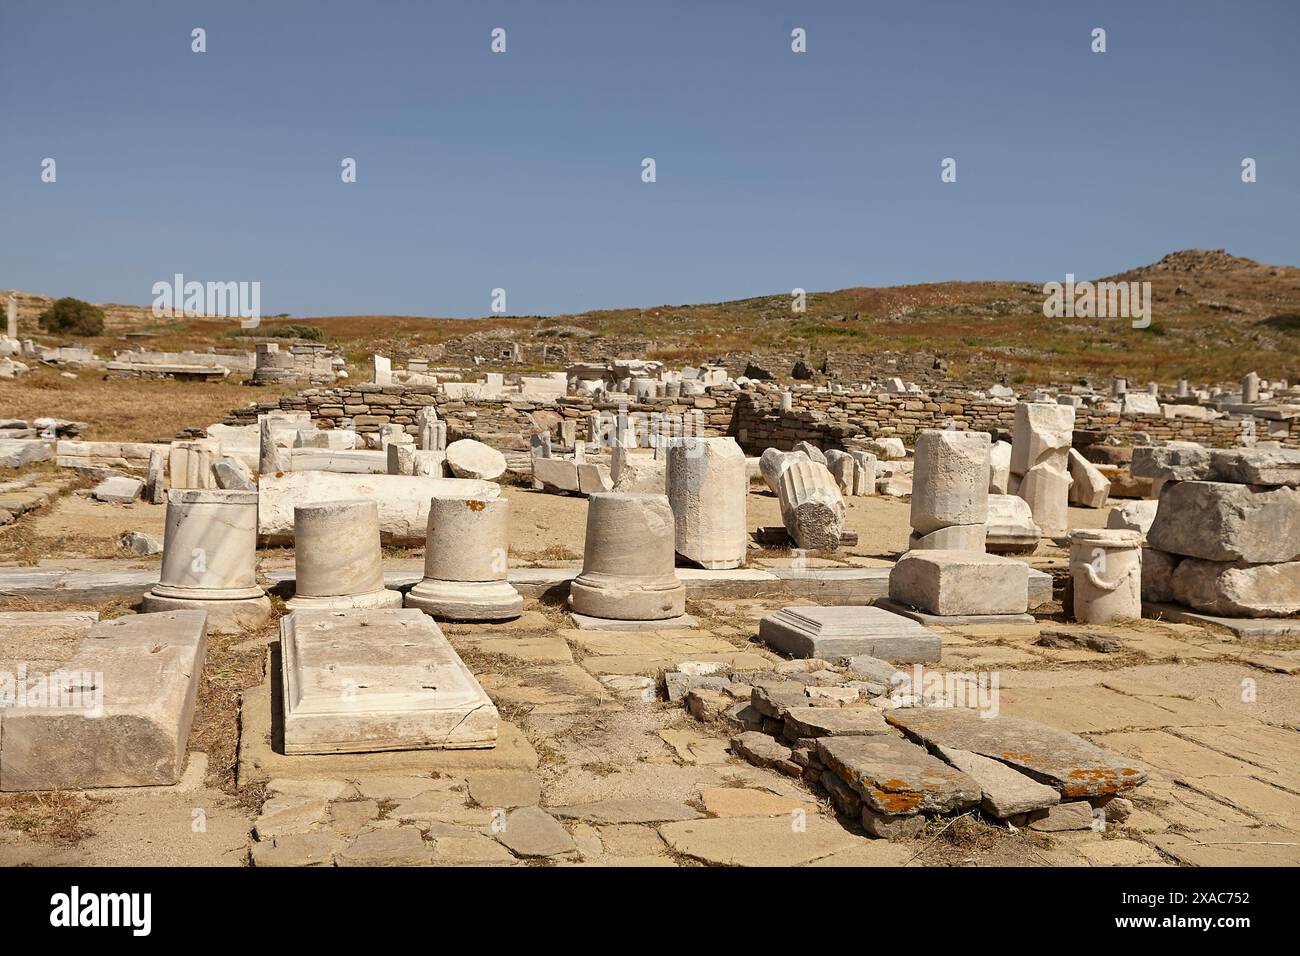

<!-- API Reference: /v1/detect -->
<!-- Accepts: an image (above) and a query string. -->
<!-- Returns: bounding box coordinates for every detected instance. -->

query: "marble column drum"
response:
[405,496,523,620]
[285,499,403,610]
[569,493,686,620]
[141,489,271,632]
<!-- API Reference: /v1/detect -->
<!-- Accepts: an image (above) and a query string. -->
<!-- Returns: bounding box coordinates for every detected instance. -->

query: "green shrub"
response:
[37,297,106,336]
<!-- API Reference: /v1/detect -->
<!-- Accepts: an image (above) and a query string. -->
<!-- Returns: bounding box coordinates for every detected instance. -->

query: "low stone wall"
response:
[225,382,1295,454]
[730,392,1289,454]
[225,384,739,450]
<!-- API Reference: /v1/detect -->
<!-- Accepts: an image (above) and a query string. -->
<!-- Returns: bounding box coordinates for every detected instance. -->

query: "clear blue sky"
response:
[2,0,1296,318]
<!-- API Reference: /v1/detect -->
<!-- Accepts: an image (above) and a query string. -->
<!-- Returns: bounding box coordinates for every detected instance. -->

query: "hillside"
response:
[7,249,1298,385]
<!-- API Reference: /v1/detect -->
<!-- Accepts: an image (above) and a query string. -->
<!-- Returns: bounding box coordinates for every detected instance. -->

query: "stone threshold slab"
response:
[874,598,1037,627]
[281,608,498,754]
[1,563,1052,609]
[1142,602,1300,642]
[569,612,699,631]
[239,681,538,784]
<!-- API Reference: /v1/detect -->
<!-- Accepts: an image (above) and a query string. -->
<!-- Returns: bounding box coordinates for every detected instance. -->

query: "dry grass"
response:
[0,791,107,845]
[0,366,295,442]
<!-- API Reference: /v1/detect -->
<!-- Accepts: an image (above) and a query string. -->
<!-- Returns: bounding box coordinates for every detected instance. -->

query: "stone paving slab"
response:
[549,798,701,825]
[658,815,868,867]
[886,707,1148,797]
[1148,824,1300,866]
[1143,602,1300,641]
[476,663,621,715]
[993,685,1245,734]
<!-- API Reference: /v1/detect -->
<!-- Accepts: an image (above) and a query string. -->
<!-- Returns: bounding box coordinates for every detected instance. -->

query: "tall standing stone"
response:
[909,429,990,551]
[259,416,287,475]
[569,493,686,621]
[5,293,15,339]
[141,490,271,632]
[1242,371,1260,404]
[665,437,747,569]
[1011,402,1074,538]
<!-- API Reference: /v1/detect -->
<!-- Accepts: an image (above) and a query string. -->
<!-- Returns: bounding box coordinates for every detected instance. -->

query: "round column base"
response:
[141,590,273,634]
[405,579,523,621]
[284,588,404,611]
[568,575,686,621]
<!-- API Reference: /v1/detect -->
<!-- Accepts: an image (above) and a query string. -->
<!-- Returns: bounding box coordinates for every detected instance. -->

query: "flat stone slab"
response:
[487,806,575,858]
[783,706,890,738]
[658,815,866,867]
[0,610,207,791]
[935,745,1060,818]
[817,735,982,816]
[759,605,942,662]
[281,607,498,754]
[874,598,1036,626]
[1143,601,1300,641]
[885,707,1147,798]
[548,798,701,825]
[568,611,699,630]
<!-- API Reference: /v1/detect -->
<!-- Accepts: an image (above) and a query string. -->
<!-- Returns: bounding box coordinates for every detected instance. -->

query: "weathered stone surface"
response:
[488,806,576,858]
[0,611,206,791]
[445,438,507,480]
[466,771,542,808]
[984,493,1040,554]
[1132,445,1300,486]
[818,735,981,816]
[549,798,700,825]
[665,437,747,569]
[658,815,862,866]
[1170,559,1300,617]
[776,458,846,550]
[888,550,1029,616]
[935,746,1060,818]
[258,471,500,544]
[759,447,809,496]
[250,831,344,867]
[907,523,987,551]
[118,530,162,555]
[783,706,890,738]
[336,828,434,866]
[91,475,143,503]
[1011,402,1074,537]
[860,806,927,839]
[1106,499,1159,534]
[280,607,498,754]
[758,605,942,662]
[1067,448,1110,508]
[988,440,1012,495]
[730,731,795,770]
[698,787,816,819]
[0,439,51,468]
[1027,801,1096,832]
[792,440,827,465]
[1141,547,1180,603]
[910,429,990,535]
[1146,481,1300,563]
[885,707,1147,797]
[213,455,256,491]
